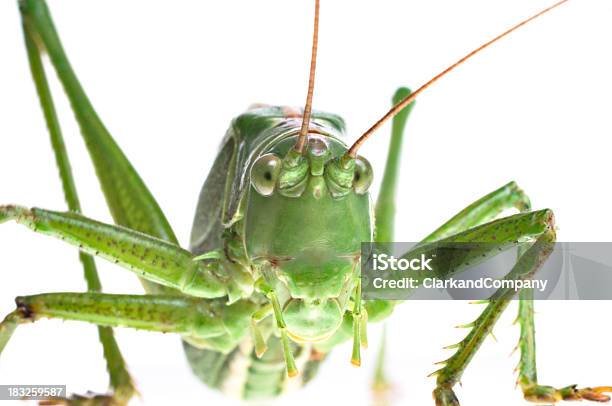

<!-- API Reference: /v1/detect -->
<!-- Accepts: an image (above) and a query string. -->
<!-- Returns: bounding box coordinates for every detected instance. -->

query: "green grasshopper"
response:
[1,0,610,405]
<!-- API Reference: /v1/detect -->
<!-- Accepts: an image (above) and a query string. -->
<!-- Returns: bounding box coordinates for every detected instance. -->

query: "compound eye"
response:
[250,154,282,196]
[353,156,373,194]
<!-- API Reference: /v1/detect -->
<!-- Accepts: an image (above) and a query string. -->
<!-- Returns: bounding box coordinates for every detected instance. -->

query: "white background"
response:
[1,1,611,405]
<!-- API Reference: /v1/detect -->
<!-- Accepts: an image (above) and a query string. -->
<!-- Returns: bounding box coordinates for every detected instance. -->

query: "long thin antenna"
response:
[294,0,321,154]
[346,0,569,158]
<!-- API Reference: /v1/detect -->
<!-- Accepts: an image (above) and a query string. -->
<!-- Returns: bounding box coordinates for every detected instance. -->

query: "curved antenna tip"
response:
[347,0,570,157]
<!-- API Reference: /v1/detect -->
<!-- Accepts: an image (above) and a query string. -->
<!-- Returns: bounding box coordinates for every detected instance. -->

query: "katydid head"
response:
[245,133,373,342]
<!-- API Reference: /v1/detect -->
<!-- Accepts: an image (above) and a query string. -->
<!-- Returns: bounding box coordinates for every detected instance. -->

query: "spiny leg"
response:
[429,186,612,403]
[418,182,533,404]
[371,207,556,403]
[20,18,135,405]
[517,287,612,403]
[0,206,251,299]
[325,181,539,372]
[417,188,610,404]
[317,193,562,402]
[432,214,557,406]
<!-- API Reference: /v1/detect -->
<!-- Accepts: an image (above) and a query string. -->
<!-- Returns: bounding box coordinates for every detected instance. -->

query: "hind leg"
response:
[431,212,610,405]
[432,215,556,405]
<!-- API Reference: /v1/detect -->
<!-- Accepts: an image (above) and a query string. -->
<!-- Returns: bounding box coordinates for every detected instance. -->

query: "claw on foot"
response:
[574,386,612,403]
[524,384,612,403]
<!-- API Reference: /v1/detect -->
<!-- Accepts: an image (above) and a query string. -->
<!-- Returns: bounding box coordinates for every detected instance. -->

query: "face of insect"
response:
[244,134,373,342]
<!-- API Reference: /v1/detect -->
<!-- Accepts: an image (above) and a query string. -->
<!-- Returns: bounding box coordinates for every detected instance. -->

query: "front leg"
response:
[0,206,253,299]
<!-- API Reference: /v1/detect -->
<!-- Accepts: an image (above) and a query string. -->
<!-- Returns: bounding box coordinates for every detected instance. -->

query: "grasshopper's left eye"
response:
[251,154,282,196]
[353,156,373,194]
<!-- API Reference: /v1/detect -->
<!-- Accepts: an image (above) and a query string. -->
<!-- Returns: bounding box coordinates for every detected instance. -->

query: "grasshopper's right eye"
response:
[353,156,373,194]
[251,154,282,196]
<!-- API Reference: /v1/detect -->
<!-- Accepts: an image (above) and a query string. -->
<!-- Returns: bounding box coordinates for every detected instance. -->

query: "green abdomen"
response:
[183,338,322,400]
